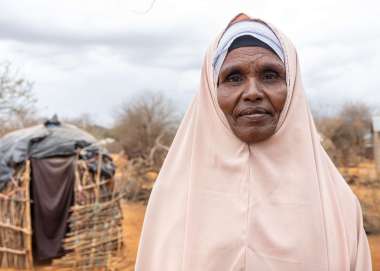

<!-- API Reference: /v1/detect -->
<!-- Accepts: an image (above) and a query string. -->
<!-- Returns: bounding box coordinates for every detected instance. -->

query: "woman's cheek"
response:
[275,84,288,111]
[263,84,287,112]
[217,87,233,113]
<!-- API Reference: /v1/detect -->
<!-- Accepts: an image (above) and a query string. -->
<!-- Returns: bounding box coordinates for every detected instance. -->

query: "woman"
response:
[135,13,372,270]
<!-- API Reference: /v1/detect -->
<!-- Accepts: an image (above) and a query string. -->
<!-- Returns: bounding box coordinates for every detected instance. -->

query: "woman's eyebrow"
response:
[219,63,245,77]
[255,60,286,76]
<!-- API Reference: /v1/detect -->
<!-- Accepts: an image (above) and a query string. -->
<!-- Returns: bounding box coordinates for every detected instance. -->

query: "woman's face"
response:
[217,46,287,144]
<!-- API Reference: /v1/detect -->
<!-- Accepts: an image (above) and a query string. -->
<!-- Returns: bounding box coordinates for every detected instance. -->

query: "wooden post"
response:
[74,157,80,270]
[95,154,102,203]
[23,161,33,270]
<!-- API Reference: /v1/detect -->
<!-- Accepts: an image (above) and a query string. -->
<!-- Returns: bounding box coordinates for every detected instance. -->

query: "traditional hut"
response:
[0,116,123,270]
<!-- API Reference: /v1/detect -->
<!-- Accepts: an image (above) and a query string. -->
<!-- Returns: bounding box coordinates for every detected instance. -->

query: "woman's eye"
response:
[262,70,279,81]
[226,73,243,83]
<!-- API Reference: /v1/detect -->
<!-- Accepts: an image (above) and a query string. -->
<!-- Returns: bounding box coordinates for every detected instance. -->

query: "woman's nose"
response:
[242,78,264,102]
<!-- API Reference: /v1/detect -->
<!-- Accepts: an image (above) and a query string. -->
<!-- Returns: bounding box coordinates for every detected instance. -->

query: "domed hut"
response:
[0,117,123,269]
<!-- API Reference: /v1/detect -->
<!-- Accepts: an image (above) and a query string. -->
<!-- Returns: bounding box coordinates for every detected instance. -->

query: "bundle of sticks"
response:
[53,157,124,270]
[0,162,33,269]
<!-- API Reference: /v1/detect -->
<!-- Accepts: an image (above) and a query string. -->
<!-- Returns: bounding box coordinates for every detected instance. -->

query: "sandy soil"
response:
[369,234,380,271]
[122,202,146,271]
[0,202,378,270]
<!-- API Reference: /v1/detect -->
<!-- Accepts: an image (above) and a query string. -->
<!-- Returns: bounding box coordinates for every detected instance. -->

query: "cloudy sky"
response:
[0,0,379,126]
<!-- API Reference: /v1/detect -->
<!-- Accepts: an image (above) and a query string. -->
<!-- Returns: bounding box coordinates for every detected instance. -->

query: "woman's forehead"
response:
[226,46,282,61]
[220,47,283,72]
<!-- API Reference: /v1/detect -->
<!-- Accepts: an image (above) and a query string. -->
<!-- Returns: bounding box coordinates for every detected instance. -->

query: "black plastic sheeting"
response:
[0,118,115,191]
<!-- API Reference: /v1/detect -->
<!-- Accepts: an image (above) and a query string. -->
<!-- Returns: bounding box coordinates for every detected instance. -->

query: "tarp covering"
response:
[31,157,75,262]
[0,117,115,190]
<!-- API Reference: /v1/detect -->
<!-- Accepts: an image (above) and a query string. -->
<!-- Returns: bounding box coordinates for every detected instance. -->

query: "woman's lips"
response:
[235,107,272,122]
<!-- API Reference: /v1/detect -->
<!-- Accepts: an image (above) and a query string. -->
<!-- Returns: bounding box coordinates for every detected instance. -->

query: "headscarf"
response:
[227,35,278,57]
[135,13,372,271]
[213,20,285,81]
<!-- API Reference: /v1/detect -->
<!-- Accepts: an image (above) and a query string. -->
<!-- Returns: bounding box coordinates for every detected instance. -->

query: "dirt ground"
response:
[0,202,379,270]
[122,202,146,271]
[369,234,380,271]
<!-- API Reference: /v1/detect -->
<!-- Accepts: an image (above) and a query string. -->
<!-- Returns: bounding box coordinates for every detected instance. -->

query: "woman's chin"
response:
[236,113,273,124]
[233,124,277,144]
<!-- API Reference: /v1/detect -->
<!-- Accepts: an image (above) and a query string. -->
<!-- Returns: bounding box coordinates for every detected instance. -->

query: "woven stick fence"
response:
[0,161,33,269]
[0,156,123,270]
[53,157,124,270]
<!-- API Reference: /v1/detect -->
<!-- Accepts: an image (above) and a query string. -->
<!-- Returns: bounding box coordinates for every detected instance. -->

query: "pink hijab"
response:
[135,14,372,271]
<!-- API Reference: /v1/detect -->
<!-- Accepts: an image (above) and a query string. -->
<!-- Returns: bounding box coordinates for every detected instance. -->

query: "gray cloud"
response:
[0,17,207,73]
[0,0,378,126]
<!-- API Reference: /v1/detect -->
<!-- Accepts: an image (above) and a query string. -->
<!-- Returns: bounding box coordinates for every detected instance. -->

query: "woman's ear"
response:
[227,13,251,27]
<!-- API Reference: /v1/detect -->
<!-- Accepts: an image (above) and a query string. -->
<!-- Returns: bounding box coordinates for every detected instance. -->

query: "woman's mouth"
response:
[236,107,272,121]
